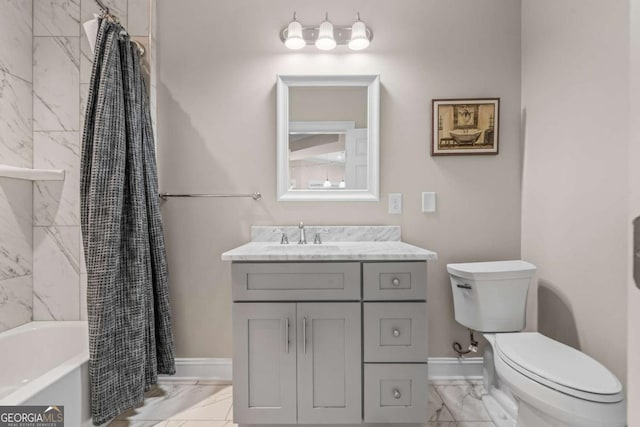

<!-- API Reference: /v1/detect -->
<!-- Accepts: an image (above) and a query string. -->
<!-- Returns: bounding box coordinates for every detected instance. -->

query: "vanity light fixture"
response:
[348,13,370,50]
[284,13,305,50]
[280,12,373,51]
[315,13,337,50]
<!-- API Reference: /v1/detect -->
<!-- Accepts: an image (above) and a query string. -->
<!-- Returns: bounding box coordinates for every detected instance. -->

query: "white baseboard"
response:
[159,357,482,384]
[159,358,232,384]
[427,357,483,380]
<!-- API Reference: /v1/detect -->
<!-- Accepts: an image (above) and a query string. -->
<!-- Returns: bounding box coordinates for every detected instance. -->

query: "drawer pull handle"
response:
[392,328,401,337]
[303,317,307,354]
[457,283,472,290]
[392,278,401,287]
[393,389,401,399]
[285,318,289,353]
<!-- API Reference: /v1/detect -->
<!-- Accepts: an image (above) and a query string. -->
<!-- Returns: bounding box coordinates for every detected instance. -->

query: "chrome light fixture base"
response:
[280,26,373,47]
[280,13,373,51]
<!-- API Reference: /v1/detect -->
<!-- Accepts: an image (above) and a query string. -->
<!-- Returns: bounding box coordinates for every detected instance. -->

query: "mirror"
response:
[277,75,380,201]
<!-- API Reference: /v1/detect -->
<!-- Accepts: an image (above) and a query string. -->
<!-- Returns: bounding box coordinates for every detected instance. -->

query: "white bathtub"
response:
[0,321,91,426]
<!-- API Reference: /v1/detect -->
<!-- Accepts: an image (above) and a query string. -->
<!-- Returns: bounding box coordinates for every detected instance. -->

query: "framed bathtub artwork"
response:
[431,98,500,156]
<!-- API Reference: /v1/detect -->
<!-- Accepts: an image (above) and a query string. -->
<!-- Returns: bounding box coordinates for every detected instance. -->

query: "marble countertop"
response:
[221,241,437,261]
[221,226,437,261]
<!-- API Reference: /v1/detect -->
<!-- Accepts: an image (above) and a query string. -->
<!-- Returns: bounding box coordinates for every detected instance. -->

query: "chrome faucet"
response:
[273,228,289,245]
[298,222,307,245]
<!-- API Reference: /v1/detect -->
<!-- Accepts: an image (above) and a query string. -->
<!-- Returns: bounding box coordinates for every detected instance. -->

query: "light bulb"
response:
[323,178,332,188]
[315,14,336,50]
[285,14,305,49]
[339,179,346,188]
[348,15,369,50]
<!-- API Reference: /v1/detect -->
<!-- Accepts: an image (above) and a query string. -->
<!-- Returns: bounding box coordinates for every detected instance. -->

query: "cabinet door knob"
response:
[392,328,401,337]
[392,278,400,287]
[393,388,401,399]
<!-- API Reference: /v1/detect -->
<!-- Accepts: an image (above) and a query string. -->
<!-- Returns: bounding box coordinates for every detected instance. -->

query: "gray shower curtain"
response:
[80,18,175,426]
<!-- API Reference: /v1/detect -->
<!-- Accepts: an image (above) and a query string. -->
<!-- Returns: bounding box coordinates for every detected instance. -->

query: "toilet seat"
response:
[495,333,624,404]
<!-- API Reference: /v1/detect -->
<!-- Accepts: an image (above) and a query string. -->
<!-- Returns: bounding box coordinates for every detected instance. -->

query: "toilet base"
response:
[516,401,566,427]
[481,333,626,427]
[482,393,515,427]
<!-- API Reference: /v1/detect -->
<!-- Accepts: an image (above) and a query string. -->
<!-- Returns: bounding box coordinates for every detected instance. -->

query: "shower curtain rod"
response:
[159,192,263,201]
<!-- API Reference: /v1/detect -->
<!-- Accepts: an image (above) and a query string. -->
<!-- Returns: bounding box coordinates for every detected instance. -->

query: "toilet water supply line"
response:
[453,329,479,357]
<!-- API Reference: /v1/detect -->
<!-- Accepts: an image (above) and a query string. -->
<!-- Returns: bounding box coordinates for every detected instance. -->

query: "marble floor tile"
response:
[434,382,491,422]
[0,71,33,167]
[115,385,232,422]
[34,36,80,131]
[0,0,32,81]
[108,383,495,426]
[155,422,232,427]
[429,423,495,427]
[428,385,455,422]
[34,0,81,37]
[0,275,32,333]
[33,131,81,226]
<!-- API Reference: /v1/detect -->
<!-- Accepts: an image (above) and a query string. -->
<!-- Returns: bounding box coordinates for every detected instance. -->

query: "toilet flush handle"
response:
[457,283,472,289]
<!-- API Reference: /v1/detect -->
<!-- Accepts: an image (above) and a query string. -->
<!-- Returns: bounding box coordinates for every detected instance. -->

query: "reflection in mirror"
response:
[289,121,368,190]
[277,75,380,201]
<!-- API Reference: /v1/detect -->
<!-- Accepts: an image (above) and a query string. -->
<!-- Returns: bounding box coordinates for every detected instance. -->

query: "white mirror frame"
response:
[276,74,380,202]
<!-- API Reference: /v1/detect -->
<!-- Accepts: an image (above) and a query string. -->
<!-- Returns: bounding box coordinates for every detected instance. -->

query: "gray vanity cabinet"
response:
[232,285,362,425]
[231,260,428,426]
[231,262,362,424]
[297,303,362,424]
[232,303,297,424]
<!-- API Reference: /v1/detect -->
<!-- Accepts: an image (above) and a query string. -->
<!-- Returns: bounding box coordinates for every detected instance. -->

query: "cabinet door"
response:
[233,303,297,424]
[297,303,362,424]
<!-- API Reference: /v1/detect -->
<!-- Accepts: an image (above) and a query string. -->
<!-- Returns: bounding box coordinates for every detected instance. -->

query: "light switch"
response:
[388,193,402,214]
[421,192,436,213]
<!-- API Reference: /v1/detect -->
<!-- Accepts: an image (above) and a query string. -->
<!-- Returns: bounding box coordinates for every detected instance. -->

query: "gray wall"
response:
[0,0,33,333]
[157,0,522,357]
[521,0,628,384]
[629,0,640,418]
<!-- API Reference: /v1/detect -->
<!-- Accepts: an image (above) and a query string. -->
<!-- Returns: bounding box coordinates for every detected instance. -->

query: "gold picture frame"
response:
[431,98,500,156]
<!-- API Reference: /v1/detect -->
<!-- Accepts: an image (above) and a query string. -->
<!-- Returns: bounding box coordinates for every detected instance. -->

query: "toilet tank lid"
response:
[447,260,536,280]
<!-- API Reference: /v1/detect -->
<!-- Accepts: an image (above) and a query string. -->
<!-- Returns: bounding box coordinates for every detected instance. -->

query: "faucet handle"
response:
[313,228,329,244]
[273,228,289,245]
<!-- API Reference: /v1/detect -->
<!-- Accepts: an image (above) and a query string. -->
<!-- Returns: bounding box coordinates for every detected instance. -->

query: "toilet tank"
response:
[447,260,536,332]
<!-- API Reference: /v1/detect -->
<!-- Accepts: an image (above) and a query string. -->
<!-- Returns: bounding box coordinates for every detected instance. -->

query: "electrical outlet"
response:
[388,193,402,214]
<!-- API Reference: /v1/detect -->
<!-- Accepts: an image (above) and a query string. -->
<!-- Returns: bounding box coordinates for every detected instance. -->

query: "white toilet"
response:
[447,260,626,427]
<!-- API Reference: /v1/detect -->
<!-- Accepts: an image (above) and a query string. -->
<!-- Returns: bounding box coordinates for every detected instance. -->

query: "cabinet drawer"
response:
[364,302,427,362]
[364,364,428,423]
[363,262,427,300]
[232,262,360,301]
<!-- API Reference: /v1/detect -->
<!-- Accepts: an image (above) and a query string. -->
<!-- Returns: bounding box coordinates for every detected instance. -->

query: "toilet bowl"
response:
[447,260,626,427]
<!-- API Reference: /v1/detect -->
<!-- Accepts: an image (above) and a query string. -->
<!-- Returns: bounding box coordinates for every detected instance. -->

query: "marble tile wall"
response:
[31,0,151,321]
[0,0,34,333]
